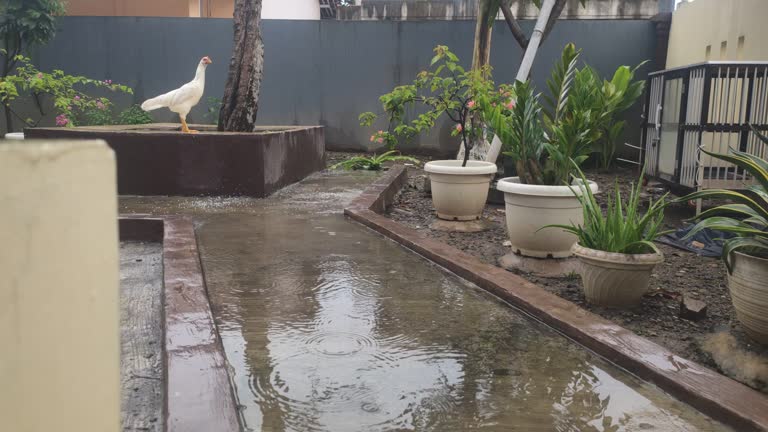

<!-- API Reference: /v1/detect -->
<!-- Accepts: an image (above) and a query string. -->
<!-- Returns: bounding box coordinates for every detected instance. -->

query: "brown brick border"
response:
[344,165,768,432]
[120,217,241,432]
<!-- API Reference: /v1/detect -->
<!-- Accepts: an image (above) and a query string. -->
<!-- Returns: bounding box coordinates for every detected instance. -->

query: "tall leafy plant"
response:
[480,43,596,185]
[588,64,646,168]
[680,127,768,272]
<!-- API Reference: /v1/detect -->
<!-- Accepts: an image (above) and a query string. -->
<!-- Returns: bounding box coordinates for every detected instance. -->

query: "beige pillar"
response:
[0,140,120,432]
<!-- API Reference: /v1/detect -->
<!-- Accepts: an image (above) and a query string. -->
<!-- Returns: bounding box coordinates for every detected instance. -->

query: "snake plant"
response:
[681,125,768,272]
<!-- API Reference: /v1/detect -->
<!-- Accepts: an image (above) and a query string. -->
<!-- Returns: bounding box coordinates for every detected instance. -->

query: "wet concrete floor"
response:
[121,171,731,432]
[119,241,164,432]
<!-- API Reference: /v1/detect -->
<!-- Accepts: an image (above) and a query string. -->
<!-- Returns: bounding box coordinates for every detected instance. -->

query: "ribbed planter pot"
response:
[728,251,768,344]
[573,243,664,308]
[496,177,598,258]
[424,160,497,221]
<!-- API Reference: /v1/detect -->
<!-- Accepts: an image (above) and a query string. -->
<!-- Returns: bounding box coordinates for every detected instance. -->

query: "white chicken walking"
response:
[141,56,212,133]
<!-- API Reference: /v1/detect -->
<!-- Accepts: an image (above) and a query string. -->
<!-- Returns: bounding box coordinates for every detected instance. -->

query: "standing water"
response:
[121,170,730,432]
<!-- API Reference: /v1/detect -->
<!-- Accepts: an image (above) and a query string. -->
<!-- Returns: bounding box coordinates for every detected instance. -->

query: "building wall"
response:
[339,0,673,20]
[64,0,319,19]
[666,0,768,68]
[22,17,656,155]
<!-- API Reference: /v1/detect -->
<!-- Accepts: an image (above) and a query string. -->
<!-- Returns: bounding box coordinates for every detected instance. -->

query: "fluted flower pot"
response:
[728,251,768,344]
[572,243,664,308]
[424,160,498,221]
[496,177,598,258]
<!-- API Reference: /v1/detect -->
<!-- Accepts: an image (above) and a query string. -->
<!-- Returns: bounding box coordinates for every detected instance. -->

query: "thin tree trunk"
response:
[471,0,495,71]
[218,0,264,132]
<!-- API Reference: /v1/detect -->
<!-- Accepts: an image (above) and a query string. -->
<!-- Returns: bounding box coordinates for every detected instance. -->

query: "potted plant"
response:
[545,167,668,307]
[359,46,508,221]
[479,44,599,257]
[680,136,768,343]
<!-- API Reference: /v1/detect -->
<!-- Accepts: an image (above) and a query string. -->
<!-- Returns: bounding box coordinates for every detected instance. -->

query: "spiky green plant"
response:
[544,165,669,254]
[680,125,768,272]
[330,151,419,171]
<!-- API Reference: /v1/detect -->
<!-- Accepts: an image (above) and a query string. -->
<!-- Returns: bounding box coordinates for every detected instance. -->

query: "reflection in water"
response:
[121,171,730,432]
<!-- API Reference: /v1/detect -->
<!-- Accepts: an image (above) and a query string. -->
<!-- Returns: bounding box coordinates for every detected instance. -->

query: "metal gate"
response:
[641,62,768,206]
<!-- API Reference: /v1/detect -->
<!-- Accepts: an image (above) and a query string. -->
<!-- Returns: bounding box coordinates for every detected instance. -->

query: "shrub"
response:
[118,104,153,125]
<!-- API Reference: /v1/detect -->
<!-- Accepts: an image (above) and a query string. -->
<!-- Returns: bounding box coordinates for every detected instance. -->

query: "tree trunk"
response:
[2,44,15,134]
[218,0,264,132]
[471,0,495,71]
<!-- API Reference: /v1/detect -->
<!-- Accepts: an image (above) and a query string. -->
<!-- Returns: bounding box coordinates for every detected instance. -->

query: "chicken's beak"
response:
[205,58,212,65]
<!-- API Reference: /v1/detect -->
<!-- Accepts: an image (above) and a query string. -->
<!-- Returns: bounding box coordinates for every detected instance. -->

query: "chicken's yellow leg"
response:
[180,117,198,134]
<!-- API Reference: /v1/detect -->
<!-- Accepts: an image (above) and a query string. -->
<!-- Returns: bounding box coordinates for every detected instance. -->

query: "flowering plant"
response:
[0,51,133,128]
[359,45,511,166]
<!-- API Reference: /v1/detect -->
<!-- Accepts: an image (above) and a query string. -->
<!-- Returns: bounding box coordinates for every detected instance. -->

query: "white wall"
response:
[667,0,768,68]
[262,0,321,19]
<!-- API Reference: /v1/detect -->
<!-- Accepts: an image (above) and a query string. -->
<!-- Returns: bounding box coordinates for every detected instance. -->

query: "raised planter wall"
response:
[25,124,325,197]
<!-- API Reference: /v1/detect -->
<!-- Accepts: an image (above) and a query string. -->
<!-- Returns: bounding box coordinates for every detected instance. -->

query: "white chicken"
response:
[141,56,212,133]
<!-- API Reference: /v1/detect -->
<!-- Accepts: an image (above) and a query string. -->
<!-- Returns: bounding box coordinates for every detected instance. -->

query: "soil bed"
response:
[381,163,768,394]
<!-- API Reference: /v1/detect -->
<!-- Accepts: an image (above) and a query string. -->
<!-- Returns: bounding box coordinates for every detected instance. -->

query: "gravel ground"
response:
[382,163,768,393]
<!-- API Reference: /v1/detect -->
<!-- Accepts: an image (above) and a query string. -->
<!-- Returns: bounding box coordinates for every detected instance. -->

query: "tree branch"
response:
[500,1,528,50]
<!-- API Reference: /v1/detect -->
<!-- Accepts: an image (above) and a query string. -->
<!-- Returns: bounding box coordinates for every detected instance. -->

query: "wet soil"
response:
[119,241,164,432]
[385,165,768,394]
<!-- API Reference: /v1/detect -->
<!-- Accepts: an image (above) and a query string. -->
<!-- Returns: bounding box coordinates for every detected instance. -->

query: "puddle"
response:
[121,170,730,432]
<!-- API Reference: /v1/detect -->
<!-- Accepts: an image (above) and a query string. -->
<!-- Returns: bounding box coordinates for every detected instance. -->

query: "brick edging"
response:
[120,216,241,432]
[343,165,768,432]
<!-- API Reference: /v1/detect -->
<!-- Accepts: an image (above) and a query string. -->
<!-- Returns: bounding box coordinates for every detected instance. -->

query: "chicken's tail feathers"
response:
[141,93,172,111]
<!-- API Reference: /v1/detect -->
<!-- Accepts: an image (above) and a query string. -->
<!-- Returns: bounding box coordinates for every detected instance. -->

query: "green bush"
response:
[118,104,153,125]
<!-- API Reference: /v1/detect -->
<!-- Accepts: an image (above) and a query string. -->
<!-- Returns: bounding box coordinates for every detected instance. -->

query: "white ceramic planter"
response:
[572,243,663,308]
[424,160,497,221]
[4,132,24,140]
[728,251,768,344]
[496,177,598,258]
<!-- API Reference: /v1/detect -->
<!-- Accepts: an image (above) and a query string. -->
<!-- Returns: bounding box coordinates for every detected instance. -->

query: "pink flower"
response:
[505,100,516,110]
[467,100,475,109]
[104,79,113,85]
[55,114,69,127]
[96,101,105,110]
[376,137,384,144]
[455,124,463,132]
[36,73,43,79]
[74,95,81,101]
[370,135,376,142]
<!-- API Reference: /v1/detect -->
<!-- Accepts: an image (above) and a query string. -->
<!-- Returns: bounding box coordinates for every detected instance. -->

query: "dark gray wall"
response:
[26,17,656,155]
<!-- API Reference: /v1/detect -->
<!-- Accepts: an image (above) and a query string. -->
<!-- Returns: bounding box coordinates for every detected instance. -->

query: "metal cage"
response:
[641,62,768,211]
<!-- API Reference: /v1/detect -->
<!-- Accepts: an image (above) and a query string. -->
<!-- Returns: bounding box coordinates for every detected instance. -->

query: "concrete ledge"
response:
[26,124,325,197]
[344,165,768,432]
[119,216,241,432]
